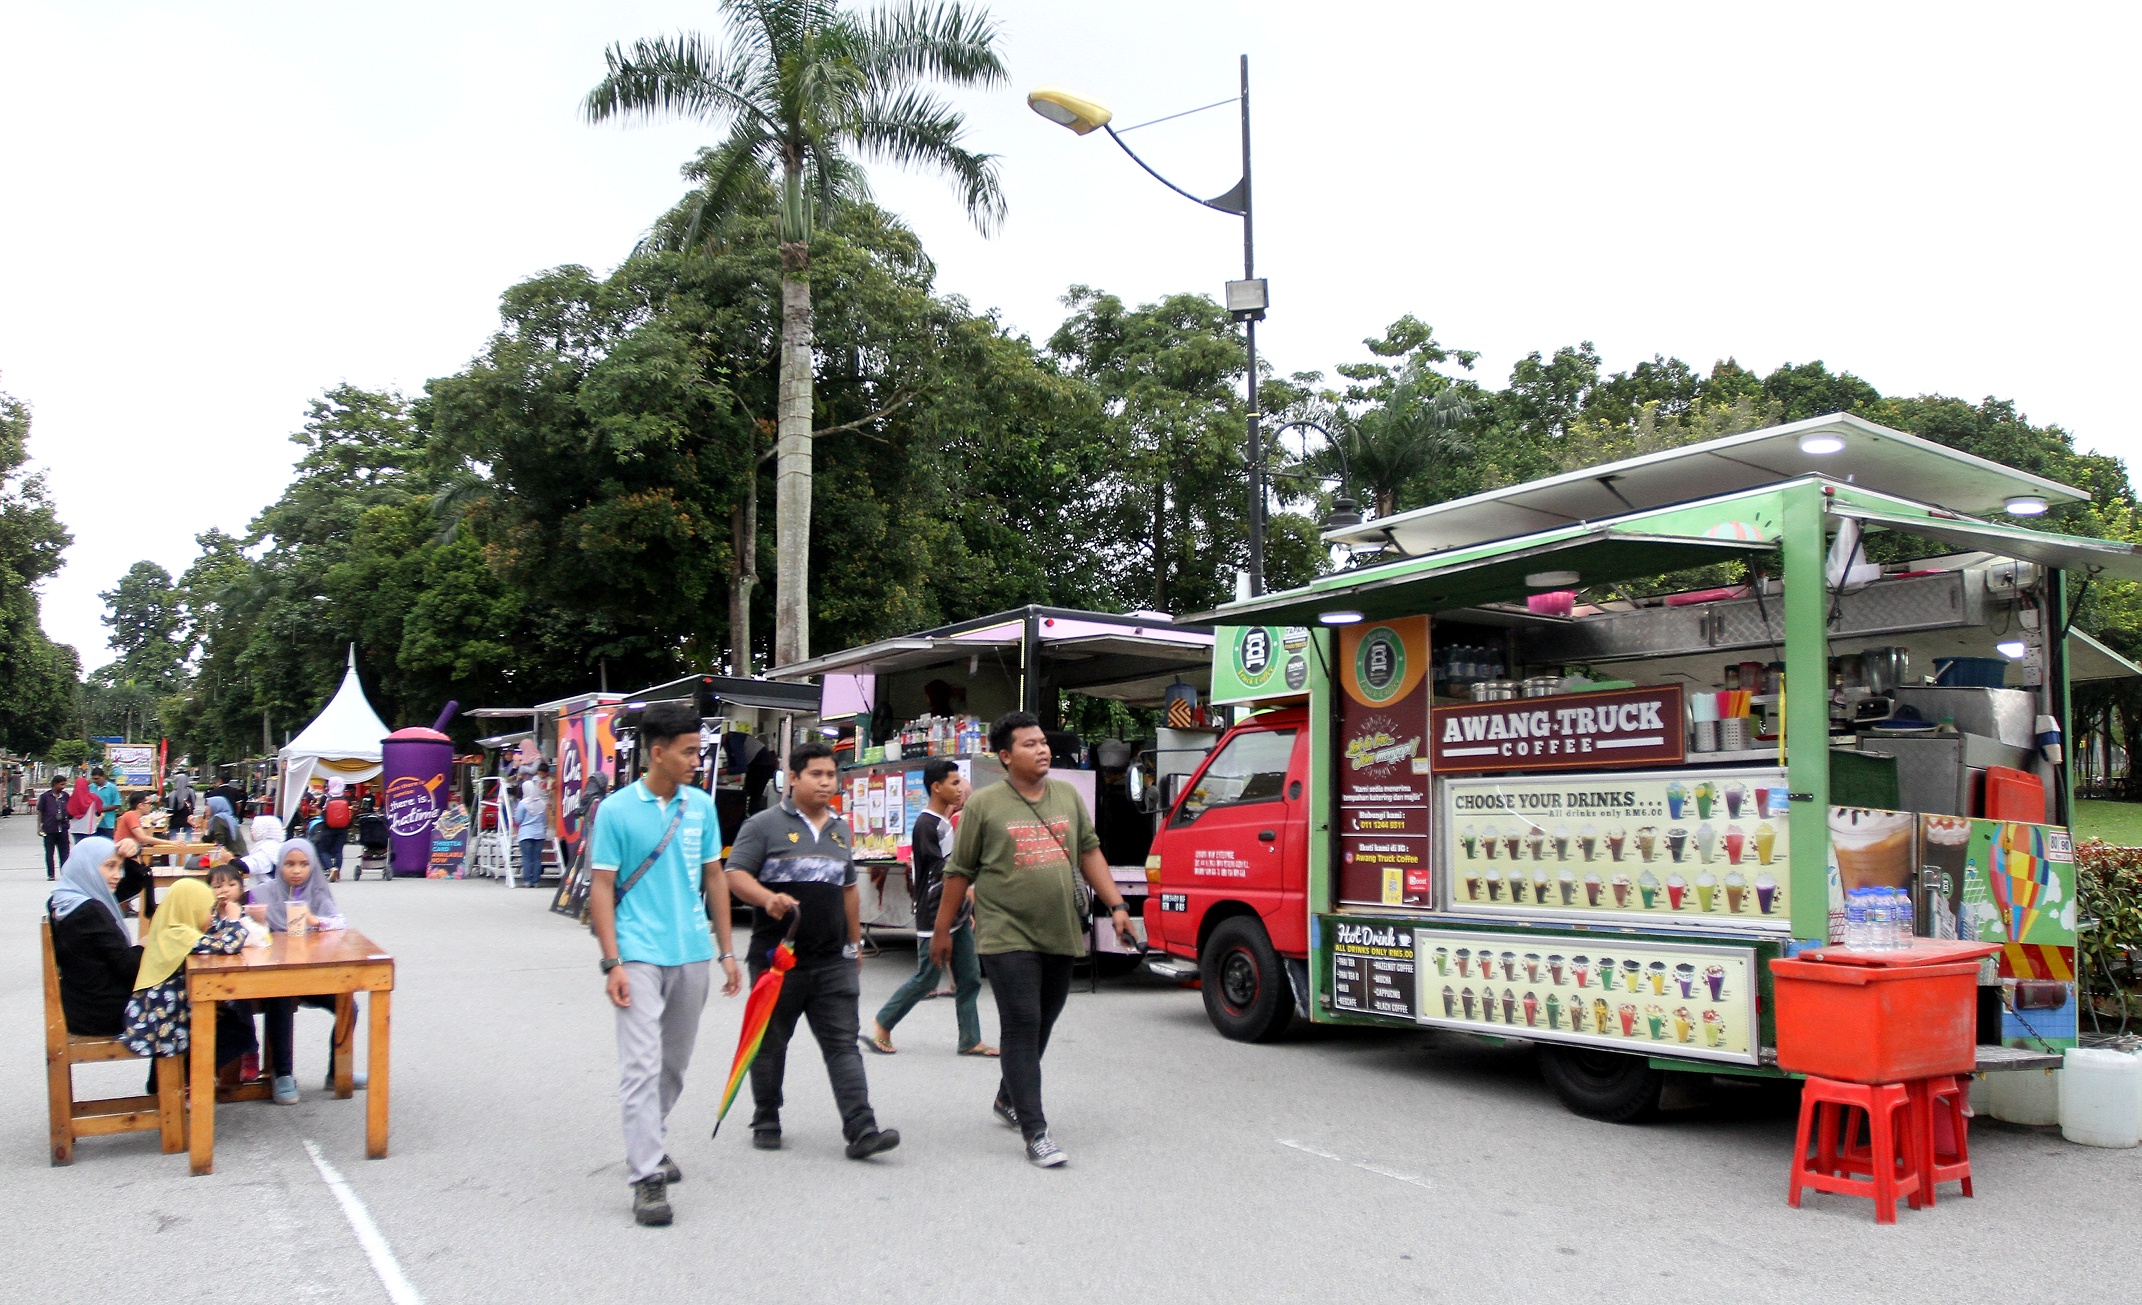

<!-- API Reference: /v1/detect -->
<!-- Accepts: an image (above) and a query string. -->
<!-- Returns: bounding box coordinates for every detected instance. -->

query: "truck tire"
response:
[1200,917,1293,1042]
[1538,1045,1665,1122]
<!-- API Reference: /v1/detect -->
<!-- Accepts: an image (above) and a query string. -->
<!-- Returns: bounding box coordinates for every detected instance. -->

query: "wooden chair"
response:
[42,919,184,1164]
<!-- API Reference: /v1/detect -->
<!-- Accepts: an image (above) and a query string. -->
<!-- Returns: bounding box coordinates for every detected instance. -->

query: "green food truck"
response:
[1140,413,2140,1118]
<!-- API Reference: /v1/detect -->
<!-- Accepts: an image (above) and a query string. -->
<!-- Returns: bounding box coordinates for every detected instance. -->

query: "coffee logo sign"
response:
[1235,626,1277,687]
[1432,685,1686,773]
[1353,626,1407,705]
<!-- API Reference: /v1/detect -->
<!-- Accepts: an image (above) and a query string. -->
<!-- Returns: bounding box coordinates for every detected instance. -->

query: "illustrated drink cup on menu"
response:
[1704,963,1727,1000]
[1666,781,1686,820]
[1501,990,1517,1023]
[1646,1004,1667,1039]
[1636,827,1658,862]
[1558,868,1577,904]
[1568,999,1587,1032]
[1531,868,1552,903]
[1545,993,1562,1028]
[1622,958,1642,991]
[1723,826,1745,866]
[1461,988,1477,1020]
[1585,871,1604,906]
[1755,786,1774,819]
[1524,953,1541,982]
[1674,962,1696,997]
[1703,1009,1727,1047]
[1618,1003,1640,1036]
[1502,833,1522,860]
[1594,955,1612,988]
[1572,955,1591,988]
[1665,873,1687,910]
[1547,953,1566,983]
[1443,986,1457,1017]
[1664,828,1688,864]
[1460,825,1480,859]
[1638,869,1660,908]
[1522,991,1538,1026]
[1552,823,1571,860]
[1455,947,1471,977]
[1499,951,1518,980]
[1485,869,1504,901]
[1647,961,1667,995]
[1465,869,1484,900]
[1482,824,1499,859]
[1433,947,1450,975]
[1723,871,1746,913]
[1693,871,1716,912]
[1755,872,1778,914]
[1830,807,1915,892]
[1605,825,1627,861]
[1673,1007,1694,1043]
[1724,781,1745,819]
[1754,823,1776,866]
[1579,822,1598,862]
[1526,831,1545,862]
[1694,781,1714,820]
[1595,998,1613,1033]
[1695,823,1717,864]
[1509,871,1527,904]
[1611,873,1632,906]
[1921,815,1973,912]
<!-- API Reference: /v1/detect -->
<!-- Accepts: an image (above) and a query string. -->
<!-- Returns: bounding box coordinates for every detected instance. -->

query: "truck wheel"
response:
[1200,917,1293,1042]
[1538,1046,1664,1122]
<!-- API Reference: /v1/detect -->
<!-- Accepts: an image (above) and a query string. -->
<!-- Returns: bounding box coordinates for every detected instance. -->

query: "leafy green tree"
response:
[98,560,186,692]
[585,0,1008,667]
[0,380,79,753]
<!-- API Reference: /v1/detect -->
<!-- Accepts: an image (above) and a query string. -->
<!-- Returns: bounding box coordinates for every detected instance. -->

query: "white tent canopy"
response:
[279,646,391,817]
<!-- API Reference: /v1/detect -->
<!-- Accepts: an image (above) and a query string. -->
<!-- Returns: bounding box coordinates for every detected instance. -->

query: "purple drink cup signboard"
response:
[382,706,457,877]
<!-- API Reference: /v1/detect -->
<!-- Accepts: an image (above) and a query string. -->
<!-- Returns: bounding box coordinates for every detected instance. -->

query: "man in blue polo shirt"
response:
[91,768,121,836]
[590,701,742,1227]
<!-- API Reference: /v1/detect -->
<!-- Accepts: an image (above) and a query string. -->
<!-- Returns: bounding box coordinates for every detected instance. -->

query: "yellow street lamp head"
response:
[1027,86,1113,135]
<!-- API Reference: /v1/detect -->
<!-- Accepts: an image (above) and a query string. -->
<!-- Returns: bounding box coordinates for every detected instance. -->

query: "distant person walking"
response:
[316,779,353,880]
[66,776,102,841]
[91,769,121,837]
[38,775,71,879]
[724,742,899,1161]
[933,711,1137,1169]
[589,702,741,1228]
[516,763,551,888]
[864,757,992,1057]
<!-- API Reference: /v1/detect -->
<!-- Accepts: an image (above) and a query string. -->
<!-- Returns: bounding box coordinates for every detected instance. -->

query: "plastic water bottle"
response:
[1845,889,1869,949]
[1894,888,1915,944]
[1865,888,1893,950]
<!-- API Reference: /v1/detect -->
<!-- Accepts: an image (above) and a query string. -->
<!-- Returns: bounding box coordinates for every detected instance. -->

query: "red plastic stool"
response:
[1788,1076,1922,1223]
[1910,1075,1973,1204]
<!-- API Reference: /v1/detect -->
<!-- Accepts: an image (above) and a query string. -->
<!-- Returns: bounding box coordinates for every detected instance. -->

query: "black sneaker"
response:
[846,1128,901,1160]
[631,1176,672,1226]
[751,1129,782,1151]
[1026,1132,1067,1168]
[659,1154,682,1183]
[993,1096,1020,1130]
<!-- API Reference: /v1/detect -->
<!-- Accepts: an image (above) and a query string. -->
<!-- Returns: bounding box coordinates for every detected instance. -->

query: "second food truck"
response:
[1142,413,2137,1119]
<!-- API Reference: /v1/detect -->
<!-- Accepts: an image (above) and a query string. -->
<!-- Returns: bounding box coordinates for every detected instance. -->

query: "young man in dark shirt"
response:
[865,757,990,1056]
[38,774,71,879]
[725,742,898,1159]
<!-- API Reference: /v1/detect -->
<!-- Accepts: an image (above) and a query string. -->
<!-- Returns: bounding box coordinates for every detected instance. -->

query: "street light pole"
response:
[1236,55,1264,597]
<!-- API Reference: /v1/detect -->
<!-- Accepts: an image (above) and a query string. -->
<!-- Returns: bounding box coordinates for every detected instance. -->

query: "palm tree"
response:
[585,0,1007,668]
[1336,356,1473,518]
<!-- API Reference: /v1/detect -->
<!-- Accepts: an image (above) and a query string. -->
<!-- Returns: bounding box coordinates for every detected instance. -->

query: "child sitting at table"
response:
[256,840,353,1104]
[210,862,269,947]
[118,878,258,1082]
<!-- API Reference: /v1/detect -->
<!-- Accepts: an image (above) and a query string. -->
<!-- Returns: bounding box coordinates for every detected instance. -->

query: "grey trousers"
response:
[614,961,710,1183]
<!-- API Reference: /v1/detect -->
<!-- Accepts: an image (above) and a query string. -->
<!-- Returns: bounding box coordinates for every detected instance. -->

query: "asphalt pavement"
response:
[3,813,2136,1304]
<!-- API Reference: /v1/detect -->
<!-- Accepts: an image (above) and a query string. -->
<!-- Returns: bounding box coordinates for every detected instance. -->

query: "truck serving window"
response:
[1173,729,1297,826]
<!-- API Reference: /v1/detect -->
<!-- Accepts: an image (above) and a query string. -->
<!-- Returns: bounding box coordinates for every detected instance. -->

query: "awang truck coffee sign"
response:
[1432,685,1685,773]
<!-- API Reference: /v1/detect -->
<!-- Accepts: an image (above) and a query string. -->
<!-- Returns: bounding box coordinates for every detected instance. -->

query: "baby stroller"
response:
[355,806,391,879]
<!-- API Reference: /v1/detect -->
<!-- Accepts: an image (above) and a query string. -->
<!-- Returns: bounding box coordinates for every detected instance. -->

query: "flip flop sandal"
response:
[958,1044,1000,1058]
[861,1031,897,1055]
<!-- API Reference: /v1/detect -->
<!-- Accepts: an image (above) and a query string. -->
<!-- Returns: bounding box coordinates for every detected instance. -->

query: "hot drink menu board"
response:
[1438,768,1793,934]
[1330,920,1417,1019]
[1337,617,1433,908]
[1414,928,1760,1065]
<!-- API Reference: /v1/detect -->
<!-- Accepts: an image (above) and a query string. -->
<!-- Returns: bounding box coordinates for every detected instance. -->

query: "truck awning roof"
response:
[1832,504,2142,582]
[1189,529,1774,626]
[1323,413,2087,559]
[2070,629,2142,683]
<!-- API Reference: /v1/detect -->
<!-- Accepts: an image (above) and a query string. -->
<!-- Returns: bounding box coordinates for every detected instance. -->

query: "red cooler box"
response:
[1770,940,1998,1084]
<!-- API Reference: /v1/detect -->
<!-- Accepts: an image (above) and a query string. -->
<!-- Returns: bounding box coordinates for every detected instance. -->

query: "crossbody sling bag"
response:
[1008,783,1093,921]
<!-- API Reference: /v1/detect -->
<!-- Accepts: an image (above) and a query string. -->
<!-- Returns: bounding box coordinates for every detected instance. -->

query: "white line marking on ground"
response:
[305,1140,425,1304]
[1277,1139,1434,1190]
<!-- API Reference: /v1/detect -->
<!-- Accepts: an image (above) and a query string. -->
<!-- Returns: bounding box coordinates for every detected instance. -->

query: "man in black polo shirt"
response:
[724,742,898,1159]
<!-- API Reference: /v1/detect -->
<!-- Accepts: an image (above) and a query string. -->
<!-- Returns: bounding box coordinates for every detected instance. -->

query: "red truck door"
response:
[1164,721,1306,951]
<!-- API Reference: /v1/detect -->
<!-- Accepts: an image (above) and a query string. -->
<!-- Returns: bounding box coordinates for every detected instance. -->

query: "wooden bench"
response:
[42,918,185,1165]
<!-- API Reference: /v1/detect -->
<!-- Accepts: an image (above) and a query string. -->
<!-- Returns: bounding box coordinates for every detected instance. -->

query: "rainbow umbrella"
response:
[712,909,801,1139]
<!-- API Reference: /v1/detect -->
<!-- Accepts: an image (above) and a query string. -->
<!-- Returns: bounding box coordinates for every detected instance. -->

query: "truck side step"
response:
[1145,954,1200,982]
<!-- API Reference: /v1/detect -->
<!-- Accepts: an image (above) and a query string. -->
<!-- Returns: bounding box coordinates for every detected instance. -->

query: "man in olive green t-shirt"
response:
[932,711,1137,1169]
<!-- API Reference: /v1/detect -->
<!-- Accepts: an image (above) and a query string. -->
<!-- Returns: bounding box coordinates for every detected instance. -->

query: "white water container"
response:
[1987,1067,2061,1126]
[2059,1049,2142,1148]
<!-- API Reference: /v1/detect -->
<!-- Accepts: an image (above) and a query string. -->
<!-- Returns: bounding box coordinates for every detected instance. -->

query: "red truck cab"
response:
[1144,706,1311,1041]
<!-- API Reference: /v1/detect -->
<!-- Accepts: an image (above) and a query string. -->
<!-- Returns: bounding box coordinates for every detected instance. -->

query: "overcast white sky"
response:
[3,1,2136,665]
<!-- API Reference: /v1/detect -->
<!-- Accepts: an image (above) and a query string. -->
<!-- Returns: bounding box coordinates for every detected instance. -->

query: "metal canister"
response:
[1521,676,1562,698]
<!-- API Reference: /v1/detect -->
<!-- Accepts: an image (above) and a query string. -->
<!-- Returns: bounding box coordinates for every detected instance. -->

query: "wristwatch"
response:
[841,942,860,959]
[600,957,622,973]
[1108,902,1131,915]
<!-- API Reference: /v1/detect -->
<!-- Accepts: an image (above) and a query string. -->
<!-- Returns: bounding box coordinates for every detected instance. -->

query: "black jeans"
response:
[981,951,1074,1141]
[748,959,877,1141]
[43,831,69,878]
[263,994,346,1078]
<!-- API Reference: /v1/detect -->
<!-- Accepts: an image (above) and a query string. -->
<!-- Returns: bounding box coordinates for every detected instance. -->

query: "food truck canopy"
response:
[1830,504,2142,583]
[1322,413,2088,559]
[2070,629,2142,683]
[767,608,1215,711]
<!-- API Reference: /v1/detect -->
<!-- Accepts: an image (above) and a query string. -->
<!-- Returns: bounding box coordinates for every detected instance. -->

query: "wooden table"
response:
[184,930,395,1175]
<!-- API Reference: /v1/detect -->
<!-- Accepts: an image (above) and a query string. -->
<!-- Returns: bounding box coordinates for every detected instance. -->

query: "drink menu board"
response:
[1337,617,1433,908]
[1330,920,1417,1019]
[1439,768,1793,933]
[1415,927,1760,1065]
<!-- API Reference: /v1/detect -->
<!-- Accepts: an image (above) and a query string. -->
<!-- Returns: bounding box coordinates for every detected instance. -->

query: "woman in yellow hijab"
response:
[118,878,257,1069]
